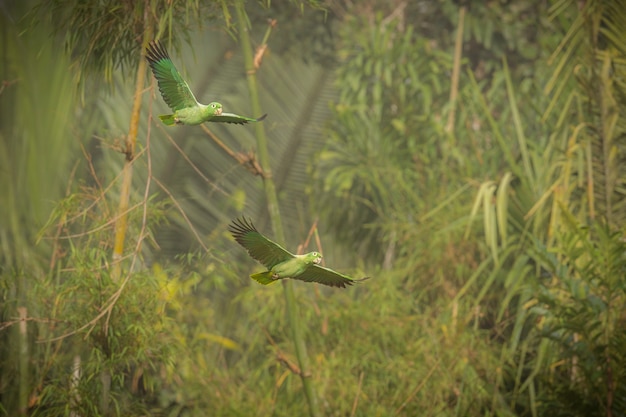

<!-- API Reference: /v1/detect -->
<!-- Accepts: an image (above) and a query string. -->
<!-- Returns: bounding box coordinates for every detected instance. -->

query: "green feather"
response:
[159,114,176,125]
[209,113,268,125]
[145,41,198,111]
[250,271,277,285]
[229,217,293,269]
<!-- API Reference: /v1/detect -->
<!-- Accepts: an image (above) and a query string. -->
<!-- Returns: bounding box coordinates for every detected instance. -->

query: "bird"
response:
[145,40,267,126]
[229,217,369,288]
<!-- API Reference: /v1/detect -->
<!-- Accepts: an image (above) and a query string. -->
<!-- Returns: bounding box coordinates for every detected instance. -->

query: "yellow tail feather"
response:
[250,272,277,285]
[159,114,176,126]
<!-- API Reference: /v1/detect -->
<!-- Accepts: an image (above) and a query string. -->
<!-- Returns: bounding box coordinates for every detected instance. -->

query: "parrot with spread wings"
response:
[145,40,267,126]
[229,217,369,288]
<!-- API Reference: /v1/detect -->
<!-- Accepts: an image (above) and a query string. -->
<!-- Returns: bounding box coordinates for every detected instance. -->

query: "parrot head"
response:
[310,251,322,265]
[209,102,223,115]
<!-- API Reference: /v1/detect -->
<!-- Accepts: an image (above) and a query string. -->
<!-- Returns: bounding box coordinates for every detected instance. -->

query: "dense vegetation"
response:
[1,0,625,416]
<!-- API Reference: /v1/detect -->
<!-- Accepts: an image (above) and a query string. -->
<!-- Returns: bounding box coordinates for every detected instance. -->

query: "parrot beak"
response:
[216,107,223,115]
[314,256,322,265]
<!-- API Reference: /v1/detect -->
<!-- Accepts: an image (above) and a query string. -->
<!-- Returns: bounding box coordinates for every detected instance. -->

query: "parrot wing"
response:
[229,217,294,269]
[296,265,369,288]
[146,40,199,111]
[210,113,267,125]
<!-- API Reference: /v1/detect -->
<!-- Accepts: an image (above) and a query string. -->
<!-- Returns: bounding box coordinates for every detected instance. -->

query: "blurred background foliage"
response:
[1,0,625,415]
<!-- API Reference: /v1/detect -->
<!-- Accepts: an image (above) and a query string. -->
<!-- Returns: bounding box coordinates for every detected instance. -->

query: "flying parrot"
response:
[229,217,369,288]
[145,40,267,126]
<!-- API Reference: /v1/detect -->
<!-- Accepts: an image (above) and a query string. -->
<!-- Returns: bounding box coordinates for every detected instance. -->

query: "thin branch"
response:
[259,320,301,375]
[295,219,319,255]
[252,19,276,70]
[200,124,268,177]
[45,202,145,240]
[276,351,302,375]
[41,270,133,343]
[0,78,19,96]
[394,360,441,415]
[0,317,65,332]
[155,121,230,194]
[152,176,209,252]
[49,159,80,271]
[350,371,365,417]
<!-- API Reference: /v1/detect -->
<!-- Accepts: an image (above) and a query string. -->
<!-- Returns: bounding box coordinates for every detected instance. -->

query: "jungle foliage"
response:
[1,0,625,416]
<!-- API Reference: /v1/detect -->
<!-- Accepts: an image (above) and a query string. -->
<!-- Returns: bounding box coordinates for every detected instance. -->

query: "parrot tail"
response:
[250,271,277,285]
[159,114,176,125]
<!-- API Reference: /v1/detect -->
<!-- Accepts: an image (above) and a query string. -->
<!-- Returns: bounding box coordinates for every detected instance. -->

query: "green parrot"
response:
[145,40,267,126]
[229,217,369,288]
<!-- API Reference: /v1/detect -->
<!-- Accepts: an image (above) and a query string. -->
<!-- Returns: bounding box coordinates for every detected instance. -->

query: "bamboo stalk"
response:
[104,62,144,416]
[105,4,153,414]
[234,3,321,416]
[445,6,465,137]
[103,46,145,417]
[70,355,81,417]
[18,307,28,416]
[111,48,148,281]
